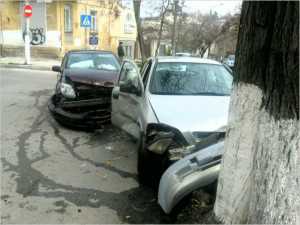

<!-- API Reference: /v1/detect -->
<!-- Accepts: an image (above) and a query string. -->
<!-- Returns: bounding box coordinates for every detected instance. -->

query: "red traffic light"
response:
[24,5,32,17]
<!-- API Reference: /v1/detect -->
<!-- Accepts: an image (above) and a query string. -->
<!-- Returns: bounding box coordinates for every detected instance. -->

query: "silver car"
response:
[111,57,232,185]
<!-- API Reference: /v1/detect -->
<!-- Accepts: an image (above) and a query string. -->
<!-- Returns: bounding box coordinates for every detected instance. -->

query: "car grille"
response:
[73,82,113,101]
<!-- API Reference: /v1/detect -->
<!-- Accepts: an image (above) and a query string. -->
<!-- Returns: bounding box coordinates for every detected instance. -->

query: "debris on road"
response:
[175,190,221,224]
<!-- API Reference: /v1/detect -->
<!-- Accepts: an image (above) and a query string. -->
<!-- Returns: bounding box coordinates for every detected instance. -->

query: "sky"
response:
[122,0,242,17]
[182,1,241,16]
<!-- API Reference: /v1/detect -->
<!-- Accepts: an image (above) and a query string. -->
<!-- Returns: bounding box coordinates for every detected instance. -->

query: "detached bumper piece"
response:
[48,95,111,129]
[158,141,224,214]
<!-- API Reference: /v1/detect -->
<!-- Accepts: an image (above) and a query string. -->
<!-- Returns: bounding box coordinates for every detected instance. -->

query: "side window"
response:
[119,62,140,93]
[64,5,72,33]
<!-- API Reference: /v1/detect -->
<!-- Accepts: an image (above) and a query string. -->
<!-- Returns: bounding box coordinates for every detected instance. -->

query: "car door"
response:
[111,61,144,139]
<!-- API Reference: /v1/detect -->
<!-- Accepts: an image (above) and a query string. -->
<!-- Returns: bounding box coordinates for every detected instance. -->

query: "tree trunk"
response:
[171,0,178,56]
[214,2,299,224]
[155,0,170,57]
[133,0,146,62]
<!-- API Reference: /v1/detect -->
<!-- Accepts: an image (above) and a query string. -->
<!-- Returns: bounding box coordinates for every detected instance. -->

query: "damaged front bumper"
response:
[48,95,111,128]
[158,141,224,214]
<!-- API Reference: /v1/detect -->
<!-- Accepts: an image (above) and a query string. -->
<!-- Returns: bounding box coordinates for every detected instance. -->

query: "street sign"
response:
[89,34,99,45]
[24,5,32,18]
[80,15,92,28]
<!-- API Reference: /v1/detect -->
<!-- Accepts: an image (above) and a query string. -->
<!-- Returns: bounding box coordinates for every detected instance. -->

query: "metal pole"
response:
[85,28,87,49]
[24,2,31,64]
[85,5,88,50]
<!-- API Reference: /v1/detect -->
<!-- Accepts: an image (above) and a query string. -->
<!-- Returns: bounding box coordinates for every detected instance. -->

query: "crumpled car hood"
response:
[148,94,230,132]
[64,68,119,86]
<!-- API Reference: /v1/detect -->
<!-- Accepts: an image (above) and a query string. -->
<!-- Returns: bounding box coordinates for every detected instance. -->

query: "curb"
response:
[0,63,52,71]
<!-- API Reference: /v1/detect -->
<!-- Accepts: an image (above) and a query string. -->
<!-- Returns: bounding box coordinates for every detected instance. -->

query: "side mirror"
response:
[52,65,61,72]
[120,79,142,96]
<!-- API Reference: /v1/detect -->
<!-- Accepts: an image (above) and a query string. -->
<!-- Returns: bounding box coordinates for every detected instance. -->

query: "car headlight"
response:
[148,135,173,155]
[60,82,76,99]
[145,124,189,155]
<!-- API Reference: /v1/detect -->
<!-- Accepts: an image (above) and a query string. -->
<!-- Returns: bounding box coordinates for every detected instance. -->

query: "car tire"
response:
[137,133,169,189]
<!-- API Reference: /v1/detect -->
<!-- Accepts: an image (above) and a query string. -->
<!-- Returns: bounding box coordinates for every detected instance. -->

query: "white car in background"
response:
[224,54,235,68]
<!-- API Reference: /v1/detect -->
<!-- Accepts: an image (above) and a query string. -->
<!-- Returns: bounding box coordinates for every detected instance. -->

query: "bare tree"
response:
[171,0,179,55]
[154,0,171,56]
[133,0,146,61]
[214,1,299,224]
[175,11,239,57]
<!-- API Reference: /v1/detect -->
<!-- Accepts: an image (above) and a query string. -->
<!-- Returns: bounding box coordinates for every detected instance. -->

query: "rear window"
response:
[66,53,120,71]
[150,62,232,96]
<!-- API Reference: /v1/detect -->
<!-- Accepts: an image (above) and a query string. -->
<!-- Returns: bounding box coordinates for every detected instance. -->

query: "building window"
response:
[122,43,133,59]
[91,10,97,31]
[64,5,72,32]
[124,13,135,34]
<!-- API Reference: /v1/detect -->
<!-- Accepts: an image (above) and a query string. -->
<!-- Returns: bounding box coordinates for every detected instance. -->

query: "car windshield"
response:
[150,62,233,96]
[66,53,120,71]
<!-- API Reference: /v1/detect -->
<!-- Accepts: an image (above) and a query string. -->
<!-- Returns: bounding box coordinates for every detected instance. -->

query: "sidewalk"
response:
[0,57,61,71]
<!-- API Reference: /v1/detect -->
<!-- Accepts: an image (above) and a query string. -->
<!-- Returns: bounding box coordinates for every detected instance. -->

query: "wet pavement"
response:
[0,68,168,224]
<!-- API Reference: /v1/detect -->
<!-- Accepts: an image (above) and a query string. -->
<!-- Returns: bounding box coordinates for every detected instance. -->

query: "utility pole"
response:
[171,0,179,56]
[23,1,32,65]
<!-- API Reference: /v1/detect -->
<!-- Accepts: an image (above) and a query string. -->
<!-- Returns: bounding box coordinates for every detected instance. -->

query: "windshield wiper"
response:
[191,92,229,96]
[151,91,230,96]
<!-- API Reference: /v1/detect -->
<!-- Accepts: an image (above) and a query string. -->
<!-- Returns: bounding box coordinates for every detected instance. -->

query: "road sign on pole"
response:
[24,4,32,17]
[80,15,92,28]
[24,3,32,64]
[89,33,98,46]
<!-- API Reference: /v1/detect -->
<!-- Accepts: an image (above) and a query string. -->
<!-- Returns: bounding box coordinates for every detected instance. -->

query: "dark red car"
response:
[48,50,121,129]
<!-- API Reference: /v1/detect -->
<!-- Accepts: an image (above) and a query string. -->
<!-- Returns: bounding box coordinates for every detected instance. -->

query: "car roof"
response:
[67,50,114,54]
[155,56,221,65]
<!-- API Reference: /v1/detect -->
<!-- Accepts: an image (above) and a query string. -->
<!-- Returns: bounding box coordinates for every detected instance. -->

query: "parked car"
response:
[224,54,235,68]
[158,140,224,214]
[48,50,121,128]
[111,57,232,186]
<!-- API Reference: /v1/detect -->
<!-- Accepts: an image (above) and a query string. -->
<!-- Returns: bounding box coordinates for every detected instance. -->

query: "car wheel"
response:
[137,133,169,189]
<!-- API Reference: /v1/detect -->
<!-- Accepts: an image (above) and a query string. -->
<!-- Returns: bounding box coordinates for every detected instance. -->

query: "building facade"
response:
[0,0,137,58]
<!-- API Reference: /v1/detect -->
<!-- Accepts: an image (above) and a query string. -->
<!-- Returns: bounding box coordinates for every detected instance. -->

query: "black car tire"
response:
[137,133,169,189]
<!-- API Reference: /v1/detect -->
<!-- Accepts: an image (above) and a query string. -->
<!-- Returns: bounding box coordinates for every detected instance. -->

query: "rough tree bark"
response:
[214,2,299,224]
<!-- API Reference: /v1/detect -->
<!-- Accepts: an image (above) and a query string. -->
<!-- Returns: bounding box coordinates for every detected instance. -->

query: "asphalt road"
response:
[0,68,166,224]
